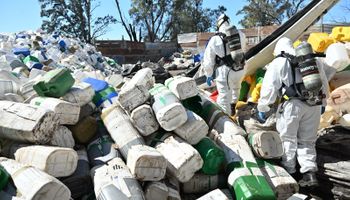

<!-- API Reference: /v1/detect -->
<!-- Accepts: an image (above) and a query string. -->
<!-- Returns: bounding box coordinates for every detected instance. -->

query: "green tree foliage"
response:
[170,0,227,40]
[39,0,117,43]
[126,0,226,42]
[237,0,308,28]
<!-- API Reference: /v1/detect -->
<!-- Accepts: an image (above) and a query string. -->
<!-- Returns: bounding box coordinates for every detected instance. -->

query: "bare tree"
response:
[115,0,140,42]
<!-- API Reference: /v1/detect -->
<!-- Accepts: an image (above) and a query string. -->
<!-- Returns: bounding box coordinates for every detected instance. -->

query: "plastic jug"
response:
[23,55,43,70]
[33,68,75,97]
[83,77,108,92]
[12,47,30,57]
[331,26,350,42]
[325,43,350,72]
[93,86,118,107]
[193,137,226,175]
[228,162,276,200]
[307,32,334,53]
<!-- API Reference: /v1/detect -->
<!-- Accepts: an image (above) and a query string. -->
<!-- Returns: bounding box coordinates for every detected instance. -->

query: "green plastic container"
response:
[92,86,118,107]
[228,161,276,200]
[0,165,9,190]
[239,80,250,102]
[194,137,226,175]
[33,68,75,97]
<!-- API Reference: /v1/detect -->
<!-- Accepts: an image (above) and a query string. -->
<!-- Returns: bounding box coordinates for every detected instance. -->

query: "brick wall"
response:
[95,40,178,64]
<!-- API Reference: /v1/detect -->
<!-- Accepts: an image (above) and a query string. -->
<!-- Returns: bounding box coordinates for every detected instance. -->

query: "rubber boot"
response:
[298,172,319,188]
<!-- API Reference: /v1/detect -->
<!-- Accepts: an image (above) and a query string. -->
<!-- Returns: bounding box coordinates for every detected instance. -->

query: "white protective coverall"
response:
[258,37,331,174]
[203,22,246,115]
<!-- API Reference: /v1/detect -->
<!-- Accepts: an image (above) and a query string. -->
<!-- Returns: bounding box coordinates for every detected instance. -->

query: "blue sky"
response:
[0,0,349,40]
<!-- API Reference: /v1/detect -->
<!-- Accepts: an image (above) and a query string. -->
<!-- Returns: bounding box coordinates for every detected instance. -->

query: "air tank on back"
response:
[295,42,322,92]
[225,25,245,70]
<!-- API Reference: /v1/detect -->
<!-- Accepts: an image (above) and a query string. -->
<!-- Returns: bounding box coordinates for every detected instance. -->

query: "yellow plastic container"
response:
[293,40,302,48]
[331,26,350,42]
[307,32,334,53]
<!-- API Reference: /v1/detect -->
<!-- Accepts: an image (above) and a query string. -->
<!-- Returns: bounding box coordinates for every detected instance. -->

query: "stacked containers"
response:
[118,68,154,112]
[174,110,209,145]
[193,137,226,175]
[126,144,167,181]
[182,173,227,194]
[211,132,275,200]
[0,101,59,144]
[30,97,80,125]
[33,68,75,98]
[87,123,120,167]
[149,84,188,131]
[0,157,71,200]
[257,159,299,200]
[130,104,159,136]
[83,77,117,107]
[14,145,78,177]
[92,157,144,200]
[61,147,93,199]
[101,104,145,158]
[307,32,334,53]
[147,132,203,183]
[61,82,95,106]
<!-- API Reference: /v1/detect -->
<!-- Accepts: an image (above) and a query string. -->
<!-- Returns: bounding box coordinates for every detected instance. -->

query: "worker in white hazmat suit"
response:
[203,14,246,115]
[257,37,332,188]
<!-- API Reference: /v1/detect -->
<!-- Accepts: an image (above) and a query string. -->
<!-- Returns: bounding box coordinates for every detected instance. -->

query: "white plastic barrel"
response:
[0,101,59,144]
[49,126,75,148]
[144,182,168,200]
[174,110,208,145]
[105,73,123,88]
[259,160,299,200]
[130,104,159,136]
[165,76,198,100]
[92,157,145,200]
[61,82,95,106]
[249,131,284,159]
[199,94,246,136]
[325,43,350,72]
[127,145,167,181]
[0,157,71,200]
[30,97,80,125]
[197,189,233,200]
[101,104,145,159]
[14,145,78,177]
[118,68,154,112]
[150,133,203,182]
[150,84,188,131]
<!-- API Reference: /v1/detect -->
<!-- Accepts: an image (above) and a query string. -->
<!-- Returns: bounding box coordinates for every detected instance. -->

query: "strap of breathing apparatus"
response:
[277,51,325,106]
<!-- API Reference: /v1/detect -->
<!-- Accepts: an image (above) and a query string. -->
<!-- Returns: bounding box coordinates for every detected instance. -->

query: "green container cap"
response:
[0,165,9,190]
[194,137,226,175]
